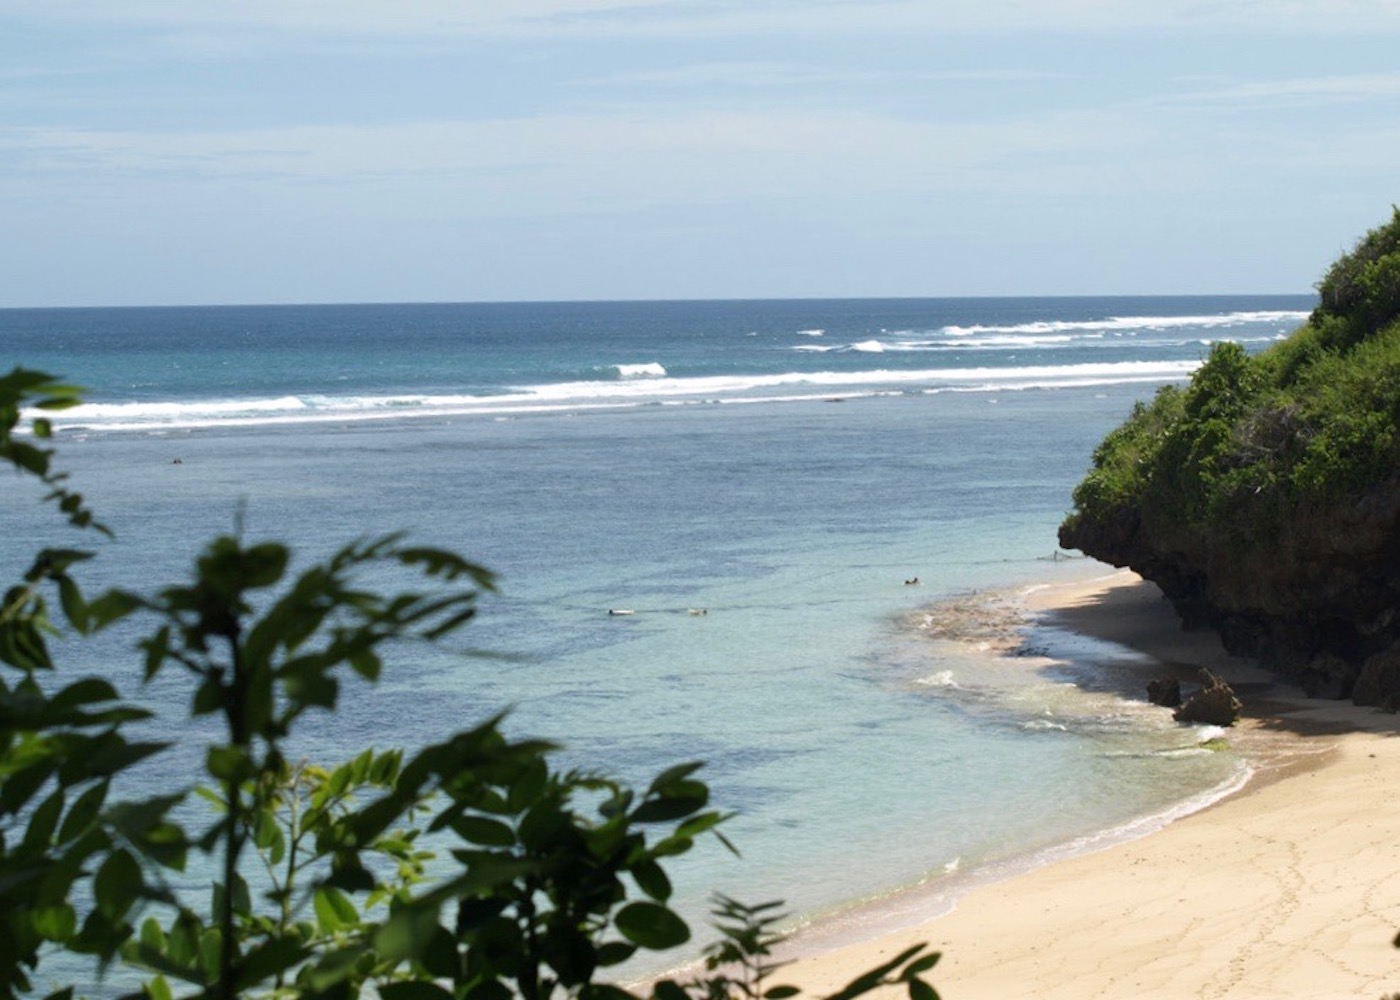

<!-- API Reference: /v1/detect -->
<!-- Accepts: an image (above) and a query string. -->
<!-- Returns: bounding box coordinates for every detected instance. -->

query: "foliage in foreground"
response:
[1,367,941,1000]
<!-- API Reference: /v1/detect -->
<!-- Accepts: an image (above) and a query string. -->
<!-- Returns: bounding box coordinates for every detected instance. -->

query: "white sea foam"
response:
[941,309,1308,338]
[789,314,1301,355]
[796,328,825,337]
[916,670,959,688]
[67,395,310,418]
[614,362,667,378]
[1021,718,1069,732]
[1029,761,1253,863]
[35,359,1203,433]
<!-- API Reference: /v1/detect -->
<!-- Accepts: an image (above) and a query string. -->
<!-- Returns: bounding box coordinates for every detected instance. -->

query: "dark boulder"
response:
[1172,670,1242,726]
[1354,646,1400,711]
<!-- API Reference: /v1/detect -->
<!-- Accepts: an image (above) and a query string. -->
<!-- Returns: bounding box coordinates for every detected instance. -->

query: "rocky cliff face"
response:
[1060,210,1400,709]
[1059,475,1400,705]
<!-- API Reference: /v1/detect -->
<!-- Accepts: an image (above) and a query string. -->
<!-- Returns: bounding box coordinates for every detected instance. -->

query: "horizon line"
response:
[0,291,1317,313]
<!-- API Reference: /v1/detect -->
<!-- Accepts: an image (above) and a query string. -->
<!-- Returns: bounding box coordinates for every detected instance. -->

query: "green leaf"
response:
[10,440,48,474]
[379,982,457,1000]
[94,849,143,921]
[49,677,119,710]
[32,905,77,942]
[23,786,65,851]
[580,985,636,1000]
[324,860,374,893]
[647,761,704,795]
[449,814,516,847]
[56,574,88,631]
[595,941,638,967]
[349,647,382,681]
[193,785,226,811]
[107,796,189,869]
[324,761,352,800]
[206,745,252,784]
[239,542,291,589]
[0,758,56,816]
[505,758,548,813]
[58,734,167,783]
[906,979,940,1000]
[464,980,513,1000]
[86,588,140,629]
[395,546,495,587]
[764,988,800,1000]
[823,944,931,1000]
[372,904,443,963]
[615,902,690,951]
[369,749,400,784]
[631,858,672,901]
[281,660,339,711]
[140,917,167,952]
[198,927,222,980]
[631,789,708,824]
[313,887,360,933]
[349,747,374,783]
[138,825,187,871]
[231,872,252,916]
[252,806,287,865]
[901,953,941,977]
[32,382,86,409]
[145,974,173,1000]
[231,936,310,991]
[58,780,108,843]
[192,675,222,716]
[652,981,689,1000]
[672,811,730,840]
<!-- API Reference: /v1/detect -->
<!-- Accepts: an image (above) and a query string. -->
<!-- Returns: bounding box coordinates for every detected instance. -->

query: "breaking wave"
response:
[33,359,1206,434]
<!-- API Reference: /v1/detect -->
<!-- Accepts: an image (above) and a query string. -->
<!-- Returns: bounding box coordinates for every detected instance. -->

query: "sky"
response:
[4,1,1400,307]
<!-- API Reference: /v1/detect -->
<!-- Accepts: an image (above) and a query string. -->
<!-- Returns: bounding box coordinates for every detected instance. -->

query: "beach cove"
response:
[3,297,1336,996]
[781,570,1400,1000]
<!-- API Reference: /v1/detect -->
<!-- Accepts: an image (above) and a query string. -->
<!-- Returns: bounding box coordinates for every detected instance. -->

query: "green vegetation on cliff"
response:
[1061,208,1400,704]
[1067,207,1400,534]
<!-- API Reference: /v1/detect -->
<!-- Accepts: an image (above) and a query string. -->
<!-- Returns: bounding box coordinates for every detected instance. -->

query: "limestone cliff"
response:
[1060,209,1400,707]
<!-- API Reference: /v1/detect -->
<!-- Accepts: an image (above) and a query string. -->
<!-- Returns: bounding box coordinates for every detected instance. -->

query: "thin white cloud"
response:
[0,99,1277,212]
[584,61,859,91]
[7,0,1400,39]
[1160,72,1400,110]
[0,1,654,37]
[582,61,1064,92]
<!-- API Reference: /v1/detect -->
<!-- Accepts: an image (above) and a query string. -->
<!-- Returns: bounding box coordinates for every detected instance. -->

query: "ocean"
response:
[3,295,1311,980]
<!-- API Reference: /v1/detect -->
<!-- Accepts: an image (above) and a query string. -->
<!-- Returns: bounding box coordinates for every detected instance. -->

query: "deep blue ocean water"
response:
[3,295,1312,983]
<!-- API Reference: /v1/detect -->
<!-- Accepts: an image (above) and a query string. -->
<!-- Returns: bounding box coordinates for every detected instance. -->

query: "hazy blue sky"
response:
[4,1,1399,306]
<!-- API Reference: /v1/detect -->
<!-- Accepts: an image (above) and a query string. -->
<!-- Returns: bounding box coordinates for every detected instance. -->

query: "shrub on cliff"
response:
[1061,339,1272,537]
[1313,205,1400,349]
[1068,209,1400,534]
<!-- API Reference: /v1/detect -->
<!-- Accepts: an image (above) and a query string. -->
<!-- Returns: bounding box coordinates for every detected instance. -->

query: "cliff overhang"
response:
[1060,209,1400,709]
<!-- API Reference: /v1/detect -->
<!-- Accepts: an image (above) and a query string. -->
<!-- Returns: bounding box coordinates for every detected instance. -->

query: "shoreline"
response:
[775,569,1400,999]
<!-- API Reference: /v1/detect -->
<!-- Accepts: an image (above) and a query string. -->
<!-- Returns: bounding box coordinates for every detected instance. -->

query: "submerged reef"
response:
[1060,209,1400,708]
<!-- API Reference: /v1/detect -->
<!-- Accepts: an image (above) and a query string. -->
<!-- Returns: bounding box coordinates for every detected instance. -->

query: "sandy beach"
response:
[779,570,1400,1000]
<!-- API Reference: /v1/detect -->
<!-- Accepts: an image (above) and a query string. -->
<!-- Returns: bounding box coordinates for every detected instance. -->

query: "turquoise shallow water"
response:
[3,296,1308,988]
